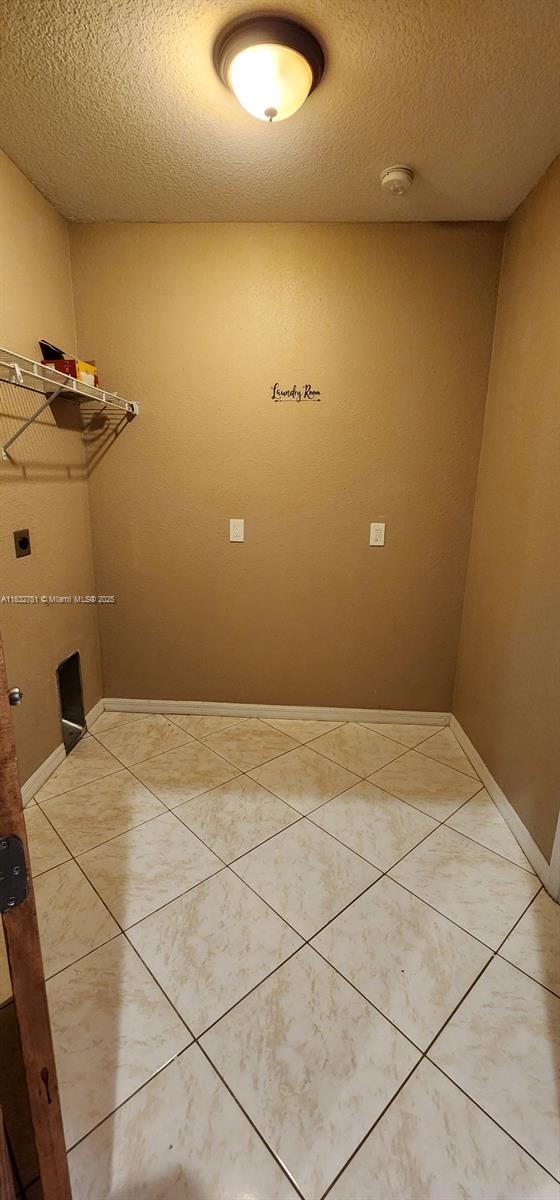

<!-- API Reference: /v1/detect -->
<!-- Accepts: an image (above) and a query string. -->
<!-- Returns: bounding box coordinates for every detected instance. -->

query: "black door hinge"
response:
[0,836,29,914]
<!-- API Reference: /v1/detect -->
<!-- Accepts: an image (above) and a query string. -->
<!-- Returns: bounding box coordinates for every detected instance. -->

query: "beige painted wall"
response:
[0,150,102,783]
[70,221,503,712]
[454,158,560,862]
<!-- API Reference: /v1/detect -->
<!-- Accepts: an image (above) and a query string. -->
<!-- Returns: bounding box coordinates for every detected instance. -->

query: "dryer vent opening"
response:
[57,651,86,754]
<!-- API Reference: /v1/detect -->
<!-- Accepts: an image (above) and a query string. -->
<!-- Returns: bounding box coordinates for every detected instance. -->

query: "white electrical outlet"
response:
[369,522,386,546]
[229,518,245,543]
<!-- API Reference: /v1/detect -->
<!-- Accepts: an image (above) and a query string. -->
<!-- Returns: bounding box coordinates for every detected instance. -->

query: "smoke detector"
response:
[380,165,415,196]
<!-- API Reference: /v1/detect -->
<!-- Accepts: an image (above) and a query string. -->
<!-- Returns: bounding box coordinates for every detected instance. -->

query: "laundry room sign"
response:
[271,382,321,402]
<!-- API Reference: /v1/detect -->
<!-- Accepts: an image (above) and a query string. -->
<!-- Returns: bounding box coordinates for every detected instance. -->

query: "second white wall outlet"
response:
[229,518,245,542]
[369,522,386,546]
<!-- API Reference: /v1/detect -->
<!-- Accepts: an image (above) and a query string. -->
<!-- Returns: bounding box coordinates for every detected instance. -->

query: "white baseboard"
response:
[103,698,451,725]
[86,697,105,727]
[21,743,66,807]
[20,697,105,807]
[450,716,559,900]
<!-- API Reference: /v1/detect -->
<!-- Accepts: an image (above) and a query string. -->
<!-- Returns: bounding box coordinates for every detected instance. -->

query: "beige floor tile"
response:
[314,877,491,1048]
[40,769,165,855]
[311,722,404,776]
[34,859,119,977]
[204,718,299,770]
[446,788,535,872]
[370,749,482,819]
[78,812,222,927]
[416,726,479,778]
[23,803,70,876]
[390,825,540,949]
[132,740,239,808]
[233,819,379,938]
[330,1059,560,1200]
[310,780,437,870]
[360,721,443,747]
[68,1046,298,1199]
[167,713,247,738]
[94,713,192,765]
[129,870,302,1034]
[262,717,344,742]
[34,734,122,802]
[48,936,190,1149]
[500,890,560,995]
[249,744,359,815]
[90,710,148,734]
[174,775,298,862]
[430,956,560,1179]
[202,946,419,1198]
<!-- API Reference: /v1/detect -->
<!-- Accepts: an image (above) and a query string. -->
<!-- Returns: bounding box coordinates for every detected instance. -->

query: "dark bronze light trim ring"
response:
[214,16,325,95]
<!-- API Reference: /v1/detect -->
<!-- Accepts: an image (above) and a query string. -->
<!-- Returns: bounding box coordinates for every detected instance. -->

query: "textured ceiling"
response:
[1,0,559,222]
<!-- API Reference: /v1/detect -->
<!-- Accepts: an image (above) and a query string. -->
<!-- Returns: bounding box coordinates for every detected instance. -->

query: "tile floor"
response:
[4,712,560,1199]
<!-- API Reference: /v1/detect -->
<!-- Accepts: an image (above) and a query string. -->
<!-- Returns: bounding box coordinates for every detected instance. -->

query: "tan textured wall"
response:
[0,150,102,783]
[70,221,503,712]
[454,158,560,861]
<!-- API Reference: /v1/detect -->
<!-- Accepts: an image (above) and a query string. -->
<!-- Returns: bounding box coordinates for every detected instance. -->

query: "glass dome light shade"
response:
[227,42,313,122]
[215,17,325,124]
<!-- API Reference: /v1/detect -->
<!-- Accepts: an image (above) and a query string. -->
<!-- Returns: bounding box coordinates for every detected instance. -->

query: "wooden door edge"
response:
[0,641,71,1199]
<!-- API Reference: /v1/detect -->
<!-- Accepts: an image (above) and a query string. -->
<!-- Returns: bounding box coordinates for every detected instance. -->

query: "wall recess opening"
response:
[56,651,86,754]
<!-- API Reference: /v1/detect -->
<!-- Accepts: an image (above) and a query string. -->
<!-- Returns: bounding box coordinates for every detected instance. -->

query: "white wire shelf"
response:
[0,346,139,460]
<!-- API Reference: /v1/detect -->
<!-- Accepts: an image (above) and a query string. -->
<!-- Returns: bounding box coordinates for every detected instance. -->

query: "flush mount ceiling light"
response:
[214,16,325,122]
